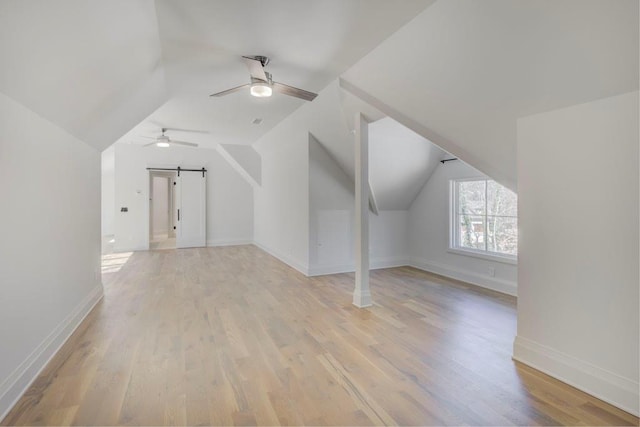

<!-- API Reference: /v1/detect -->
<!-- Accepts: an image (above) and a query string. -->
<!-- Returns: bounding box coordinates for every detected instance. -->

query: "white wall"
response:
[308,134,409,275]
[101,146,115,236]
[408,160,518,295]
[370,211,409,267]
[254,92,414,276]
[113,144,253,252]
[309,134,353,274]
[253,121,310,274]
[514,91,639,415]
[252,80,366,274]
[0,91,102,419]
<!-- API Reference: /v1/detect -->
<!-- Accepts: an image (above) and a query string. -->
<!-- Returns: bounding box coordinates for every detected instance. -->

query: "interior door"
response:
[176,171,206,248]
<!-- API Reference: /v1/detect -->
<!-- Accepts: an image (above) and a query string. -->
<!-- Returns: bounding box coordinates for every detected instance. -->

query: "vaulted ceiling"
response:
[341,0,639,189]
[0,0,637,199]
[0,0,166,150]
[0,0,434,151]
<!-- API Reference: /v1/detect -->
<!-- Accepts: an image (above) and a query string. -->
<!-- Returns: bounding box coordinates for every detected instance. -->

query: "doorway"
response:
[148,168,207,250]
[149,171,177,250]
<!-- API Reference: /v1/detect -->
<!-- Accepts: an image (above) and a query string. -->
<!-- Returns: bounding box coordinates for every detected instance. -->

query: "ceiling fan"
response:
[140,128,199,148]
[209,56,317,101]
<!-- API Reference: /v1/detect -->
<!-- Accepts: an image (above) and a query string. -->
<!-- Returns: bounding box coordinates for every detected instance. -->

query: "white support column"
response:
[353,112,372,308]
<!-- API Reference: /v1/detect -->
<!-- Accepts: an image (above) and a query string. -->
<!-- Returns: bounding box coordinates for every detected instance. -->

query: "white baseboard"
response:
[307,256,410,277]
[206,238,253,247]
[513,336,639,416]
[307,263,353,276]
[409,257,517,296]
[371,256,409,271]
[0,285,103,421]
[252,241,309,276]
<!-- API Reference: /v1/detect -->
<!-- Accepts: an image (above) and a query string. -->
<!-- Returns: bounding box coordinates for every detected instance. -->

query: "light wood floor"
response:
[150,235,177,251]
[2,245,637,426]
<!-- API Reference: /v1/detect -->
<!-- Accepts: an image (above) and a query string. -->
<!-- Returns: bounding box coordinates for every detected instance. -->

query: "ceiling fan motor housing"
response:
[251,74,272,85]
[252,55,270,67]
[209,55,317,101]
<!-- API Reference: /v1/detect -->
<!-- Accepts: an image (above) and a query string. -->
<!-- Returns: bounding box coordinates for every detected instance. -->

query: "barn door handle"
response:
[178,209,180,221]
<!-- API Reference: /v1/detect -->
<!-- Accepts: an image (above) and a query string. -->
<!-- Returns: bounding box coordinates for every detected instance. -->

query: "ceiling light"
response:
[155,134,170,148]
[250,82,272,98]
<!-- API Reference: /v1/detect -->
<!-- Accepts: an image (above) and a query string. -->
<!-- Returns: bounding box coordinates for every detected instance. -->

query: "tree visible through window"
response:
[453,179,517,257]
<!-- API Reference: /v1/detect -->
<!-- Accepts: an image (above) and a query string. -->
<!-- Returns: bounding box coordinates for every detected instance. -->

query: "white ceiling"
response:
[369,118,447,210]
[120,0,434,148]
[0,0,167,150]
[0,0,636,196]
[342,0,639,189]
[0,0,433,150]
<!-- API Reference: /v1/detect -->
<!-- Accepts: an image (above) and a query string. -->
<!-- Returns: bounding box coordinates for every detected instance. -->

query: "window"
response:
[451,178,517,260]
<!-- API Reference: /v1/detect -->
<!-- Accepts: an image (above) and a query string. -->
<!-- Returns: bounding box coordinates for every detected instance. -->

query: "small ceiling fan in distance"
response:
[140,128,199,148]
[209,56,318,101]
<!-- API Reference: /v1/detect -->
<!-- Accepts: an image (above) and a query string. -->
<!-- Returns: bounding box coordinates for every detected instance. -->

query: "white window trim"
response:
[449,178,518,264]
[447,247,517,265]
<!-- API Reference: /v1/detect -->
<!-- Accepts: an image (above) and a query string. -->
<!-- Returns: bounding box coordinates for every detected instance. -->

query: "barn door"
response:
[176,171,206,248]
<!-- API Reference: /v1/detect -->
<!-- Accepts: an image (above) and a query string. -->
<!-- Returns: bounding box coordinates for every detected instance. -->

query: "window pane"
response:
[487,180,517,217]
[458,214,485,250]
[487,216,517,255]
[458,180,485,215]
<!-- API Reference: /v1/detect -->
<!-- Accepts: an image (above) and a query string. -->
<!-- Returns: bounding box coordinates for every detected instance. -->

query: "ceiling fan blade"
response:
[143,142,157,147]
[163,127,209,134]
[242,56,268,81]
[272,82,317,101]
[171,140,199,147]
[210,83,250,97]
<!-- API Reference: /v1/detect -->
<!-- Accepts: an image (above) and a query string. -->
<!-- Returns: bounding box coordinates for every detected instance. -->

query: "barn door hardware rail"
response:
[146,167,207,177]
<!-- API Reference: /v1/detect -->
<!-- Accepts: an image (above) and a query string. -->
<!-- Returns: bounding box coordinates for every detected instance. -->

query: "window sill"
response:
[447,247,518,265]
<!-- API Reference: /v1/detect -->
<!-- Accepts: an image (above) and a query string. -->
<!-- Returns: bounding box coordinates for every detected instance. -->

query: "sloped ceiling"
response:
[255,80,446,211]
[342,0,639,190]
[0,0,167,151]
[218,144,262,186]
[1,0,636,197]
[115,0,436,148]
[369,118,447,210]
[0,0,434,151]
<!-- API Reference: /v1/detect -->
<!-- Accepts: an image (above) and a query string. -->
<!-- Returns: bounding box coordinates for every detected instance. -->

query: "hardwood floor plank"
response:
[2,245,637,426]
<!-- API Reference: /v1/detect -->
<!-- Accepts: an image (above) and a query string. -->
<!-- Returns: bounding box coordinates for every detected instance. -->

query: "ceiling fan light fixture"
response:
[156,134,171,147]
[250,82,272,98]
